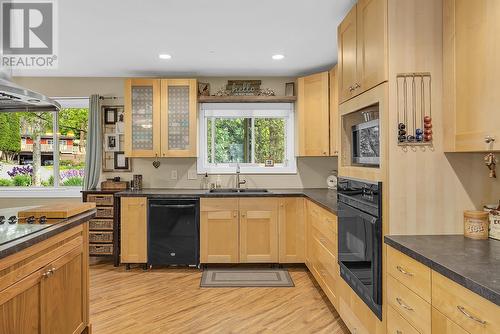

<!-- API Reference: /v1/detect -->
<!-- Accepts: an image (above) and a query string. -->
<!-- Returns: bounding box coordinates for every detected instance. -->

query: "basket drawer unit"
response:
[89,243,113,255]
[87,193,114,206]
[89,219,114,230]
[89,231,113,243]
[387,246,431,302]
[432,271,500,334]
[387,275,431,334]
[96,206,114,218]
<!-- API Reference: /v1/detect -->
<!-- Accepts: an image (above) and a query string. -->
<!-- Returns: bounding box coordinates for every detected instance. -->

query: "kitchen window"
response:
[198,103,296,174]
[0,98,89,196]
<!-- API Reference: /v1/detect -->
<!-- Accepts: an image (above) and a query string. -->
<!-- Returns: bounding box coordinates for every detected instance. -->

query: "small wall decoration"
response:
[285,82,295,96]
[114,151,129,170]
[115,109,125,133]
[104,134,119,152]
[198,82,210,96]
[226,80,261,95]
[104,107,118,124]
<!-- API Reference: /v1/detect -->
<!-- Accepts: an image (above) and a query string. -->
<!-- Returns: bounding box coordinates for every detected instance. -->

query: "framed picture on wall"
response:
[104,133,119,152]
[104,107,118,124]
[114,151,129,170]
[285,82,295,96]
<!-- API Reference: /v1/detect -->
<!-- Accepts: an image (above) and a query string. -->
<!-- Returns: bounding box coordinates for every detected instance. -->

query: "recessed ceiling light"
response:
[272,54,285,60]
[158,54,172,60]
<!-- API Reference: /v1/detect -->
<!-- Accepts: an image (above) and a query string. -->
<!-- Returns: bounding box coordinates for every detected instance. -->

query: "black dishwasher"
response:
[148,199,200,267]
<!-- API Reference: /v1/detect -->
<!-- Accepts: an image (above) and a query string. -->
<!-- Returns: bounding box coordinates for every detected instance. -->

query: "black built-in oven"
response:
[337,177,382,320]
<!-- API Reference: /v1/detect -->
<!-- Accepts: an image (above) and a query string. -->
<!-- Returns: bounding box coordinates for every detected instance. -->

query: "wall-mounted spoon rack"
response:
[396,73,432,148]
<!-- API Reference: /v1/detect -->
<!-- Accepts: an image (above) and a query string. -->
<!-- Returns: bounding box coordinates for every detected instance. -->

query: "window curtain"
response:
[83,94,102,190]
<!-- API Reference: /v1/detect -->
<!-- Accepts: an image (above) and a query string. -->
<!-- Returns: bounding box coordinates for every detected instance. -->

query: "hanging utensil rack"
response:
[396,73,433,147]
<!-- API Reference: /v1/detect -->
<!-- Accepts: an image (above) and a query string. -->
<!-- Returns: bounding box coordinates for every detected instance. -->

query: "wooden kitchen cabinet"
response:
[124,78,161,158]
[124,78,198,158]
[297,71,330,157]
[239,198,279,263]
[200,198,239,263]
[0,224,89,334]
[278,197,305,263]
[444,0,500,152]
[329,66,339,156]
[120,197,148,264]
[338,0,387,103]
[432,307,469,334]
[160,79,198,157]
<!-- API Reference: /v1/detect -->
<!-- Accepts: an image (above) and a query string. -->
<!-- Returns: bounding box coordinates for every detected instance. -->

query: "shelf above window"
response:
[198,96,296,103]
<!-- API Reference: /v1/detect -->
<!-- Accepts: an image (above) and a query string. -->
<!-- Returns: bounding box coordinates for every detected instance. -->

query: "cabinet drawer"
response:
[311,225,336,256]
[387,275,431,334]
[308,201,337,237]
[432,307,470,334]
[387,305,419,334]
[89,231,113,243]
[387,246,431,302]
[89,219,113,230]
[87,194,114,206]
[89,243,113,256]
[313,233,337,290]
[432,271,500,334]
[96,207,114,218]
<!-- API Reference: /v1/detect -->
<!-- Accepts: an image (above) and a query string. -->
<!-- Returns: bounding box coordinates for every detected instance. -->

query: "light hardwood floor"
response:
[89,262,349,334]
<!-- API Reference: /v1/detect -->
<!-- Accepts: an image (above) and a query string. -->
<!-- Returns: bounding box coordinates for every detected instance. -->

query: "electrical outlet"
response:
[188,170,197,180]
[171,169,178,180]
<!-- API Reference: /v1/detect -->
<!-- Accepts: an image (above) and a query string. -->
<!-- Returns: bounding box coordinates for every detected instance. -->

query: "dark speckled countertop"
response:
[385,235,500,306]
[115,188,338,214]
[0,209,96,260]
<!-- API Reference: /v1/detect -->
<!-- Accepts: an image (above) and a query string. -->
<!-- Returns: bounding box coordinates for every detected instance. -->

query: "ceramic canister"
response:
[464,210,489,240]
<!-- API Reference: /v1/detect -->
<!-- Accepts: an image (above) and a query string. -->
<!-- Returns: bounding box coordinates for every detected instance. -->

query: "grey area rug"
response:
[200,269,295,288]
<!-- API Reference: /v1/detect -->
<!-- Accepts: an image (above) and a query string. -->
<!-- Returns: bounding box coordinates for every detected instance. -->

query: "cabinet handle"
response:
[354,83,361,89]
[42,267,56,278]
[396,265,414,277]
[485,136,496,144]
[241,213,246,218]
[457,305,487,325]
[396,297,414,311]
[348,86,355,92]
[233,211,238,218]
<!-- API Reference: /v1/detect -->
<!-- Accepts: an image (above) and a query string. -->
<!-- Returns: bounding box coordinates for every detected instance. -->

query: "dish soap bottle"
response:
[201,172,210,190]
[216,175,222,189]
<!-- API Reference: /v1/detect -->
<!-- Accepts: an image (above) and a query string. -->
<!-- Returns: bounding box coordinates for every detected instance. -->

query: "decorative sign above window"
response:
[213,80,276,97]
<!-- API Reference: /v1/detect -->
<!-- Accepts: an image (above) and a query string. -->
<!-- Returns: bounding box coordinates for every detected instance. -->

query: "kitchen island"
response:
[0,208,95,334]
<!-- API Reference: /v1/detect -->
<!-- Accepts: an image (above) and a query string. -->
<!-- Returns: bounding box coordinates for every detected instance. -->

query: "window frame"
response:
[0,97,89,197]
[198,103,297,174]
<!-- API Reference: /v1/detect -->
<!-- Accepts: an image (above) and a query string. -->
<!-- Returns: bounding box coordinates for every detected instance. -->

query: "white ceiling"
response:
[14,0,356,77]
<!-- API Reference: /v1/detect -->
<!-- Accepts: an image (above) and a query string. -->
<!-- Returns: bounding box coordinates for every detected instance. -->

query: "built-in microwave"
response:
[352,118,380,166]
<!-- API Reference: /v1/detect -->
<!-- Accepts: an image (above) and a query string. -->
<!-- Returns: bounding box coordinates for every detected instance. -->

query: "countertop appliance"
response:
[337,177,382,320]
[148,198,200,267]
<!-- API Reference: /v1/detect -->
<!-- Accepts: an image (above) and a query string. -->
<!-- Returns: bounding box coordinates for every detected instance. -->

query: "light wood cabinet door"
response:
[338,4,358,103]
[432,307,470,334]
[239,198,279,263]
[297,71,330,157]
[444,0,500,151]
[278,197,305,263]
[160,79,198,157]
[329,66,339,156]
[41,246,85,334]
[120,197,148,264]
[0,271,42,334]
[200,198,239,263]
[356,0,387,94]
[124,79,161,157]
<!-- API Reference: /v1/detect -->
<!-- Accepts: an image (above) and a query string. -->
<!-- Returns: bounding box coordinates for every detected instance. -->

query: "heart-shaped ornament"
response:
[152,160,160,168]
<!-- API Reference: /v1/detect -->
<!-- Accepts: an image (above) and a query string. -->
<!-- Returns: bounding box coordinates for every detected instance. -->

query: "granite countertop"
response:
[385,235,500,307]
[0,209,96,260]
[115,188,338,214]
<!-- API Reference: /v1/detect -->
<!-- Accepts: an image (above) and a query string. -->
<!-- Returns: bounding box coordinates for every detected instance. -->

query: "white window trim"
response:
[198,103,297,174]
[0,187,82,198]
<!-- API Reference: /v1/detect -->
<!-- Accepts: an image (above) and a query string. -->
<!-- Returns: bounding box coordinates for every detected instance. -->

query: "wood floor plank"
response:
[89,262,349,334]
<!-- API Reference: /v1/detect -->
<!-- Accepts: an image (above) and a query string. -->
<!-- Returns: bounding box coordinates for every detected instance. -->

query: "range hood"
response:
[0,66,61,113]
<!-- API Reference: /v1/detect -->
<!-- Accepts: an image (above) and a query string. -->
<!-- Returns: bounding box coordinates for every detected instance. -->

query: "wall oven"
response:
[338,177,382,320]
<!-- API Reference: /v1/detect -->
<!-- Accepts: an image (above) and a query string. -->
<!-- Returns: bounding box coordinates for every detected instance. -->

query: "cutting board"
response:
[18,202,96,219]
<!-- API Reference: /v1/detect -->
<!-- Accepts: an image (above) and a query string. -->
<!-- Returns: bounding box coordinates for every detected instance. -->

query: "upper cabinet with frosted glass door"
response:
[124,79,161,157]
[160,79,198,157]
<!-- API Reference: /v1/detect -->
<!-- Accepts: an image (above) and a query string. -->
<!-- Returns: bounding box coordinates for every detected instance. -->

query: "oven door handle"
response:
[338,202,379,225]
